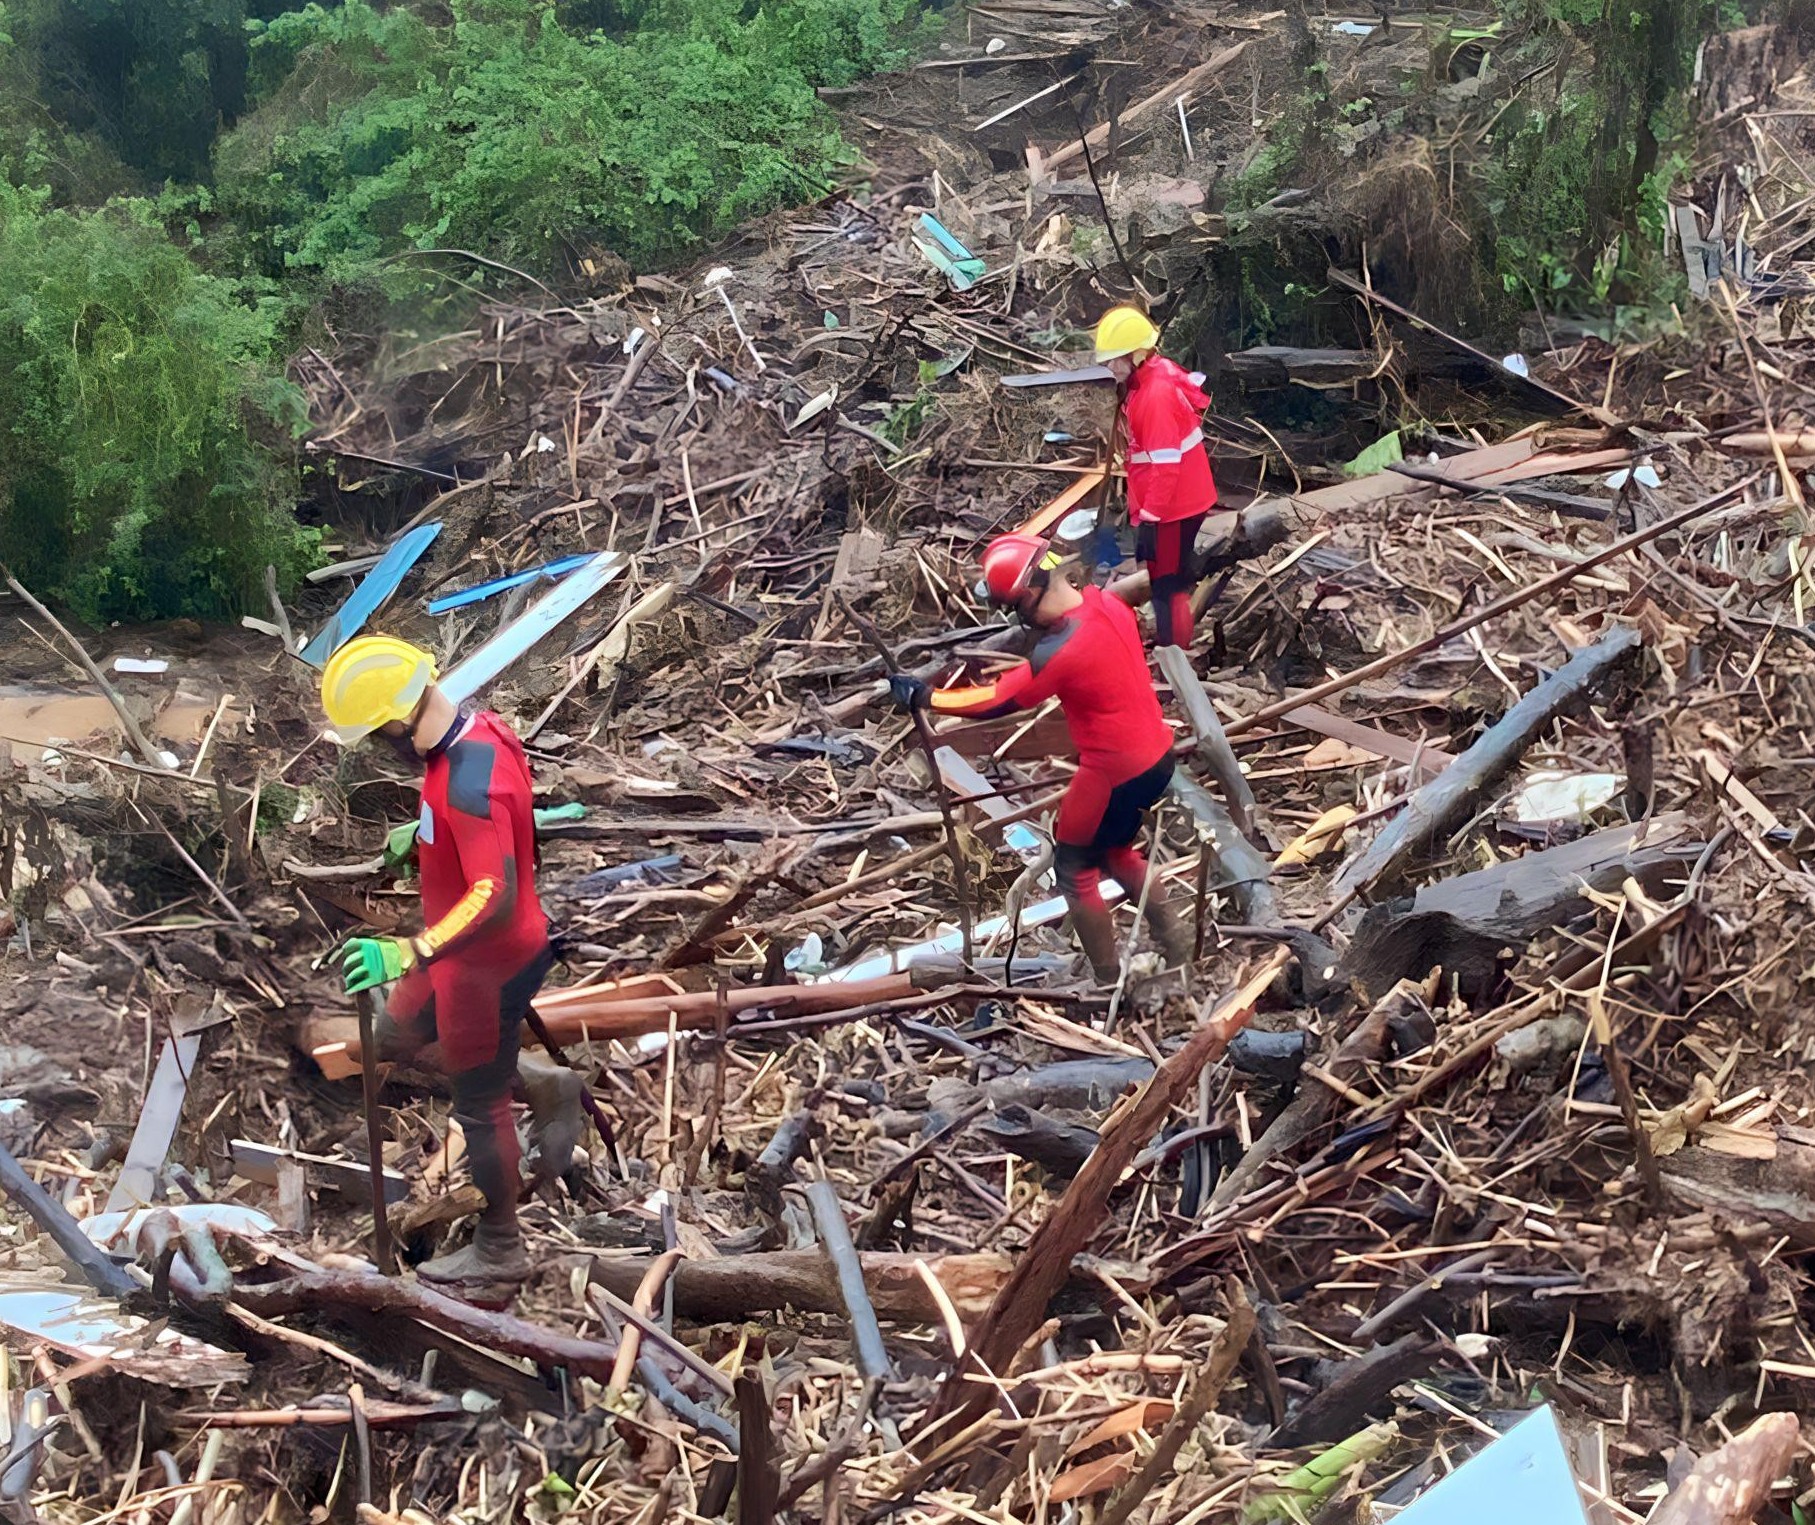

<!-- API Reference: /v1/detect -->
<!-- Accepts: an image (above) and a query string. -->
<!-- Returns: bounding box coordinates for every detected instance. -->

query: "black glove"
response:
[887,673,930,710]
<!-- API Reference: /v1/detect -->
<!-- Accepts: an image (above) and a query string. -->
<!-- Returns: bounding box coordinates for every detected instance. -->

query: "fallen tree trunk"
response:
[1342,814,1697,1002]
[1331,625,1642,899]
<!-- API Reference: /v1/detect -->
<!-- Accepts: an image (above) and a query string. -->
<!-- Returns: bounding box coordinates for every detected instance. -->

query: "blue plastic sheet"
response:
[299,523,443,668]
[1394,1407,1587,1525]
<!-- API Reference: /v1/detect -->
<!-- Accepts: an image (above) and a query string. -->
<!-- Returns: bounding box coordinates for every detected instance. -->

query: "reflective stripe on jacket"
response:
[1124,355,1217,524]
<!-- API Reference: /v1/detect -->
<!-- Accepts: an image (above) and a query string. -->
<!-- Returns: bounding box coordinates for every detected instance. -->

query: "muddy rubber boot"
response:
[417,1222,531,1286]
[518,1054,585,1189]
[1142,890,1196,971]
[1068,895,1124,987]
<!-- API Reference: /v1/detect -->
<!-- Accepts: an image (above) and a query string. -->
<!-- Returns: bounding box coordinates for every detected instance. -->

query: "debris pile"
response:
[5,4,1815,1522]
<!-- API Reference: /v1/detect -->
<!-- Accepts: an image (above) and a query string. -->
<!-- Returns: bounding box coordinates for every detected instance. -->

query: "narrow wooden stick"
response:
[837,592,976,965]
[354,990,395,1274]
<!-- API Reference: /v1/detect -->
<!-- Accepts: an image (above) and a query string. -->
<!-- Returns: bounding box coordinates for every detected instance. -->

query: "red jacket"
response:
[929,587,1174,781]
[1123,356,1217,524]
[414,711,548,971]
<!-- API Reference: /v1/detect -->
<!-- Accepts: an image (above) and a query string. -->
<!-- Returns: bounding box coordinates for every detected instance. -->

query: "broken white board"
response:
[105,1034,201,1212]
[442,550,630,707]
[822,884,1126,983]
[0,1273,247,1387]
[1390,1407,1588,1525]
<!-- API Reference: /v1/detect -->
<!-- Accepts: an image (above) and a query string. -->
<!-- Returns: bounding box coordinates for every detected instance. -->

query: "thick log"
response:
[1331,626,1642,899]
[586,1249,1015,1323]
[317,974,918,1069]
[1342,815,1697,1002]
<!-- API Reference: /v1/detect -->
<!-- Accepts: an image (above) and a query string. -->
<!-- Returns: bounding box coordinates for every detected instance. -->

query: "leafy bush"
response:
[0,182,312,621]
[216,0,931,279]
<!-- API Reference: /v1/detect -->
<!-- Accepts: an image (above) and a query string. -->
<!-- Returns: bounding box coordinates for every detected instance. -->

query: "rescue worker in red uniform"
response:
[321,636,581,1288]
[1095,305,1218,650]
[890,535,1192,985]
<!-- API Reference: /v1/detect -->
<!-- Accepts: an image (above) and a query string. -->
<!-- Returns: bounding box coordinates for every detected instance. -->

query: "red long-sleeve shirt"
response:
[929,586,1174,781]
[1124,355,1218,525]
[414,712,548,969]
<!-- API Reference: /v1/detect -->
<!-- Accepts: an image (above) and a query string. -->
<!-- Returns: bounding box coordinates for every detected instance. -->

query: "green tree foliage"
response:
[1486,0,1719,298]
[215,0,930,278]
[0,0,279,190]
[0,182,312,622]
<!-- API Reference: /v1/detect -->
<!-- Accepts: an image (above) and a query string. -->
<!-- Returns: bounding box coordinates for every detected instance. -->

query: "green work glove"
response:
[342,936,417,995]
[533,802,587,829]
[383,819,420,869]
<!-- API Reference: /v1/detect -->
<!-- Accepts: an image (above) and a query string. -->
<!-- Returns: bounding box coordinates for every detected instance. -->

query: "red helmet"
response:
[981,533,1052,605]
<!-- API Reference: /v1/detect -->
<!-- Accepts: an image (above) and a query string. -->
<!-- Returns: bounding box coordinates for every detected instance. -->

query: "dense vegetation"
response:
[0,0,929,619]
[0,184,312,620]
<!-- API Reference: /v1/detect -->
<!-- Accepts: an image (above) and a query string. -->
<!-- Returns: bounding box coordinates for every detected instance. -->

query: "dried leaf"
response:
[1050,1451,1136,1502]
[1064,1398,1176,1459]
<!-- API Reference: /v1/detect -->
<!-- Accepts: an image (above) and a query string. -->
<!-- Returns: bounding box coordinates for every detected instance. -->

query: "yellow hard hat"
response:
[1094,306,1161,362]
[320,635,437,744]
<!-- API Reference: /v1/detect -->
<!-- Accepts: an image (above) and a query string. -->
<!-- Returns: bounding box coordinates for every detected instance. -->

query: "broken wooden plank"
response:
[935,748,1048,868]
[229,1141,410,1205]
[1281,705,1453,778]
[1285,437,1537,516]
